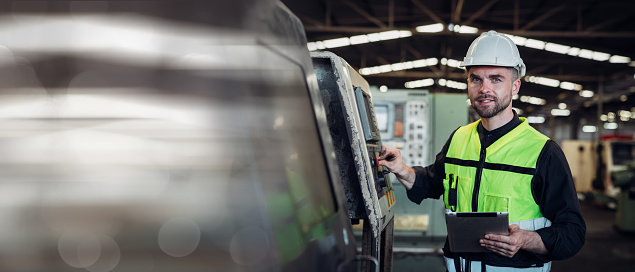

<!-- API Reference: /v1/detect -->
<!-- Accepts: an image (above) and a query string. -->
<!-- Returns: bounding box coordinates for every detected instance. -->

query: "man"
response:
[378,31,586,271]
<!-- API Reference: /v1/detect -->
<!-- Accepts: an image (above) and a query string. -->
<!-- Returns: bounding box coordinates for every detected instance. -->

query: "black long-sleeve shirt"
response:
[407,113,586,267]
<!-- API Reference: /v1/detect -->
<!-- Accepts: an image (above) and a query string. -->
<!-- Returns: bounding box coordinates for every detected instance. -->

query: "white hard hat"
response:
[460,30,526,78]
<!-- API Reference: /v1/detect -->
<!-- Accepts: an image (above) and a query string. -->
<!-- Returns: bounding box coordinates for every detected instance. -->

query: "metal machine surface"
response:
[0,1,359,271]
[312,51,396,272]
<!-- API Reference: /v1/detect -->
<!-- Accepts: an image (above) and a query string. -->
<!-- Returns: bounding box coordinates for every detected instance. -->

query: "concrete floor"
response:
[392,200,635,271]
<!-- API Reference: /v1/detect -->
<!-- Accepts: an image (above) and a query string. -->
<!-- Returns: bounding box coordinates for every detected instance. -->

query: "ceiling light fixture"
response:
[307,30,411,51]
[582,125,598,133]
[604,122,618,130]
[416,23,444,33]
[551,109,570,116]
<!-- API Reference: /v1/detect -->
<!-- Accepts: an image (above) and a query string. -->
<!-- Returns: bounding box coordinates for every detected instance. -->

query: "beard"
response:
[471,92,512,119]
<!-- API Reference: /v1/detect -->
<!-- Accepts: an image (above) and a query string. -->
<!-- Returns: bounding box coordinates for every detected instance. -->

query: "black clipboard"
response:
[445,212,509,252]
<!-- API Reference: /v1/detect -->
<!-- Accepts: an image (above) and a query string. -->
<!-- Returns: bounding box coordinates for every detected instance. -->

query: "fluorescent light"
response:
[567,47,580,56]
[323,37,350,48]
[551,109,570,116]
[559,81,582,90]
[391,63,405,71]
[446,80,467,90]
[529,76,560,87]
[359,57,439,75]
[604,122,618,130]
[307,42,318,51]
[578,49,594,59]
[520,95,547,105]
[580,90,594,97]
[600,114,608,121]
[379,30,402,40]
[416,23,444,33]
[558,103,567,109]
[359,68,372,75]
[530,97,546,105]
[367,33,381,42]
[379,85,388,92]
[412,59,428,67]
[406,78,466,89]
[582,125,598,133]
[505,34,527,46]
[592,51,610,61]
[545,43,570,54]
[455,25,478,34]
[399,31,413,37]
[349,35,369,45]
[604,52,621,61]
[525,39,546,50]
[405,78,434,88]
[619,110,631,118]
[446,59,461,67]
[378,64,392,73]
[527,116,545,123]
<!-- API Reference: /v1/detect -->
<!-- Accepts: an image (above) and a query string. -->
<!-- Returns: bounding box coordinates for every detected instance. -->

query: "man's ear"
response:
[512,79,521,96]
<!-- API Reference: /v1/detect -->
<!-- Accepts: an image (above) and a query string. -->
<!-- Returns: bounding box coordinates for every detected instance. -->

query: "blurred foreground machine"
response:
[0,1,370,271]
[312,51,396,272]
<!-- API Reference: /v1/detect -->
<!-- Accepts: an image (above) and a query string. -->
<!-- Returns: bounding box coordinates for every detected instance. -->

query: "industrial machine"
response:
[312,51,396,272]
[0,1,369,271]
[611,160,635,232]
[561,140,597,194]
[600,139,635,199]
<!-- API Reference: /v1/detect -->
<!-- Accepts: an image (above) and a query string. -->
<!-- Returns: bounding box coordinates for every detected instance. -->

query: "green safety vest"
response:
[443,118,549,223]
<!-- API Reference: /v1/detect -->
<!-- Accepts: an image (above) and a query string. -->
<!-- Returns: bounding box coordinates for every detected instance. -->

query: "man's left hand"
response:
[480,224,548,258]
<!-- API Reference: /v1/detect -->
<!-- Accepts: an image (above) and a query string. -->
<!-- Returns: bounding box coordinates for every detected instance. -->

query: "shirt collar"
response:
[477,110,522,148]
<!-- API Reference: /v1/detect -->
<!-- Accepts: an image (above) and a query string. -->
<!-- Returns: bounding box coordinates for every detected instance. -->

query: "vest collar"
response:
[477,110,522,148]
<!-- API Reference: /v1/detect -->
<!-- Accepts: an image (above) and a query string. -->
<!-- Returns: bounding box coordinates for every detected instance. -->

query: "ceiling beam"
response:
[584,13,630,33]
[462,0,500,26]
[343,0,387,29]
[410,0,445,25]
[520,3,567,31]
[452,0,465,24]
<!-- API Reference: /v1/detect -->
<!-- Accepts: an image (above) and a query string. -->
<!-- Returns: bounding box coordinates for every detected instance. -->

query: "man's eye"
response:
[472,78,481,82]
[493,78,501,82]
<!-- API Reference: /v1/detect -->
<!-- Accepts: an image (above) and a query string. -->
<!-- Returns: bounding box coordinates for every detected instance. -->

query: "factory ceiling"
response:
[281,0,635,122]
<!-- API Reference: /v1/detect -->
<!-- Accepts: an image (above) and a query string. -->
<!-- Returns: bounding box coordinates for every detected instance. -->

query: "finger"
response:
[510,224,520,232]
[485,234,510,243]
[380,145,390,156]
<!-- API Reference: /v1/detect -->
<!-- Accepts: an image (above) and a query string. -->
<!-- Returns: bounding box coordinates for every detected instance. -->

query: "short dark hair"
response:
[465,66,519,81]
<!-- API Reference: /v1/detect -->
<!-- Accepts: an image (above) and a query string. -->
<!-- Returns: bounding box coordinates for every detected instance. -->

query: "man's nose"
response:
[480,81,492,93]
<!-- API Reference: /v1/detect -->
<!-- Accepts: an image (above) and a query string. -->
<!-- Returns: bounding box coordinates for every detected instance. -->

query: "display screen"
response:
[374,104,389,132]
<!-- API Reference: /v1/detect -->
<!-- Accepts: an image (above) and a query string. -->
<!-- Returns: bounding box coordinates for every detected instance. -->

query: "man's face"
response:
[467,66,520,119]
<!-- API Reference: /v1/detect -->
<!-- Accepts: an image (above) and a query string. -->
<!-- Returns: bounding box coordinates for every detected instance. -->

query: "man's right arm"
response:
[377,146,416,189]
[378,129,456,203]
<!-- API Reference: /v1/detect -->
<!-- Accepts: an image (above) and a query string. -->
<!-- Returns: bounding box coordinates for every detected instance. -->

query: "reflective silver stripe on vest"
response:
[444,257,552,272]
[511,216,552,231]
